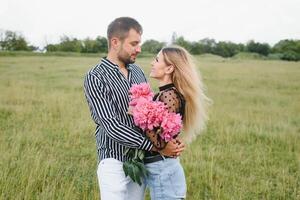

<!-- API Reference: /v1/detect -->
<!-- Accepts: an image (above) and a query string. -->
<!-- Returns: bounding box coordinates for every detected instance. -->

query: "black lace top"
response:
[153,83,185,117]
[145,83,186,158]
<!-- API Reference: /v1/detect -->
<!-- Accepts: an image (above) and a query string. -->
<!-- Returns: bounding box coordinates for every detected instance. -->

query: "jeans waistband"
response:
[144,155,172,164]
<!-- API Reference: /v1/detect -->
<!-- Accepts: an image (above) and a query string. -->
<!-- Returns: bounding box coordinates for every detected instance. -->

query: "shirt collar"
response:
[101,57,133,71]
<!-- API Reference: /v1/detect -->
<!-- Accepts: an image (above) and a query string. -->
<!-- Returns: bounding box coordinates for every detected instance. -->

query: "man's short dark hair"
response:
[107,17,143,48]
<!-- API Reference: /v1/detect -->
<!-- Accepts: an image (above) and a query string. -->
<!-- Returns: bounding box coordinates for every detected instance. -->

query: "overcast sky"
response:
[1,0,299,48]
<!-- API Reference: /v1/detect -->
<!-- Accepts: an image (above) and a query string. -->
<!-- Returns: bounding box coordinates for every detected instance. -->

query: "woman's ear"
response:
[166,65,175,74]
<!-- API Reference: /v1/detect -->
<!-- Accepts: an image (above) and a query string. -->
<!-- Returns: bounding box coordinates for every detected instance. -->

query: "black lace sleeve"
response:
[158,88,182,114]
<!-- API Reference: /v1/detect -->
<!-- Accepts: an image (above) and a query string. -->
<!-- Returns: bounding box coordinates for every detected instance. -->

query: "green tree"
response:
[174,36,192,52]
[27,45,39,51]
[190,42,205,55]
[45,44,59,52]
[272,39,300,61]
[59,36,82,52]
[81,36,107,53]
[141,39,165,54]
[0,30,29,51]
[198,38,217,54]
[281,51,300,61]
[81,38,97,53]
[95,36,108,53]
[246,40,271,56]
[273,39,300,53]
[213,41,240,57]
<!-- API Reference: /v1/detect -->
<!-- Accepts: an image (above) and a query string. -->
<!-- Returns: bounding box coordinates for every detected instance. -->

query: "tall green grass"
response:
[0,55,299,199]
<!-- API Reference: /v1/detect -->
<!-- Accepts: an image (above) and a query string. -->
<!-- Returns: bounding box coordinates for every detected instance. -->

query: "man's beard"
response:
[118,49,136,65]
[118,55,134,65]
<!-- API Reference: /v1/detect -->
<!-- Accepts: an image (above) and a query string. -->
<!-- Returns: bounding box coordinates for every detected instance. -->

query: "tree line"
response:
[0,30,299,61]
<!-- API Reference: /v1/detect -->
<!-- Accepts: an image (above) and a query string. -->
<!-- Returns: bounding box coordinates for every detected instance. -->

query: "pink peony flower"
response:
[129,83,154,106]
[128,83,182,142]
[132,99,168,130]
[160,112,182,142]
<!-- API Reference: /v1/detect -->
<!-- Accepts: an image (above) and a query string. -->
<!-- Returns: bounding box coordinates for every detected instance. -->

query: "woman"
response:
[144,45,210,199]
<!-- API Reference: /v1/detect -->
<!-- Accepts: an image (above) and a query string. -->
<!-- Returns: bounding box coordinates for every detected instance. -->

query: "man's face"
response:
[117,29,142,65]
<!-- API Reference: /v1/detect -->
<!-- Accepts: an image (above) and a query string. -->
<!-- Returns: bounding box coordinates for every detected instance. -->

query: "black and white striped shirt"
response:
[84,58,153,162]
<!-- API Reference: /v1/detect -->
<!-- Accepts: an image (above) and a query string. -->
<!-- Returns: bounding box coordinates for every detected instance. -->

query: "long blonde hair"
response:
[161,45,211,143]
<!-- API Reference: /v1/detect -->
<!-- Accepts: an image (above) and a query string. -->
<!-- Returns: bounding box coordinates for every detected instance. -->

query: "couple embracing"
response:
[84,17,209,200]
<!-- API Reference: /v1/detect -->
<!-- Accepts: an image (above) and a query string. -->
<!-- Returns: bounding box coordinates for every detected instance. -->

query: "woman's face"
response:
[150,52,170,80]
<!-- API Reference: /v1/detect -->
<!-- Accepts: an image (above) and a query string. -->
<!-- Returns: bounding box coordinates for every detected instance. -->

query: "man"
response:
[84,17,184,200]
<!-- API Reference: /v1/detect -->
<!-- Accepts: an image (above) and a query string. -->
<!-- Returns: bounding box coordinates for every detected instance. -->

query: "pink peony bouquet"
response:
[129,83,182,142]
[123,83,183,185]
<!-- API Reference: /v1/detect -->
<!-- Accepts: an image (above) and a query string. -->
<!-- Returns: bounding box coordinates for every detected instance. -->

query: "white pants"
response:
[97,158,145,200]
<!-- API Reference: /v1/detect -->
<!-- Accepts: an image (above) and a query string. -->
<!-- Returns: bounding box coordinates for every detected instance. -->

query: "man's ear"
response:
[166,65,175,74]
[110,37,120,50]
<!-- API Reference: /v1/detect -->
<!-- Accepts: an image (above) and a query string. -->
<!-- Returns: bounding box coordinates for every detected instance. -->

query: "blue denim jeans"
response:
[144,158,186,200]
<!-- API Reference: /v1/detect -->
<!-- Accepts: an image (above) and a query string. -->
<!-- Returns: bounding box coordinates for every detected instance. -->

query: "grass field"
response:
[0,54,299,199]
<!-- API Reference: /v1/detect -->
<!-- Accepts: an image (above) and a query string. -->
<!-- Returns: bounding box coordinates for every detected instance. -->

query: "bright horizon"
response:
[1,0,299,48]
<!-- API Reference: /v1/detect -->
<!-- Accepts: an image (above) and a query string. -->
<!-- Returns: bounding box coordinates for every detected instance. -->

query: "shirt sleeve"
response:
[84,72,153,151]
[158,89,181,113]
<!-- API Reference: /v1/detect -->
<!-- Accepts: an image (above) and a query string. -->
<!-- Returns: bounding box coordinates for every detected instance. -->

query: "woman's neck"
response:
[158,77,172,87]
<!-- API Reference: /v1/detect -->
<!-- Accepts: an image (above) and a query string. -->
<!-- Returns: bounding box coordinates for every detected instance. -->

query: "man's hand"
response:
[127,106,133,115]
[159,138,185,157]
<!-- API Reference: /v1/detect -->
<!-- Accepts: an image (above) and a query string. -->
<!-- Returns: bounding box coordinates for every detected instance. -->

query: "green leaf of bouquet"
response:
[134,148,138,159]
[123,161,130,177]
[127,162,136,183]
[135,160,149,177]
[128,149,136,158]
[132,164,142,185]
[137,150,145,160]
[124,148,131,155]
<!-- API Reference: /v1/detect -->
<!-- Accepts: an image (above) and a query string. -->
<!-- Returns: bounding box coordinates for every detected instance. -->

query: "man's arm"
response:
[84,72,153,151]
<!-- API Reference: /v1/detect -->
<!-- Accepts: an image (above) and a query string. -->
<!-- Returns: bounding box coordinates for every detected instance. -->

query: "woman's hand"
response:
[159,138,185,157]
